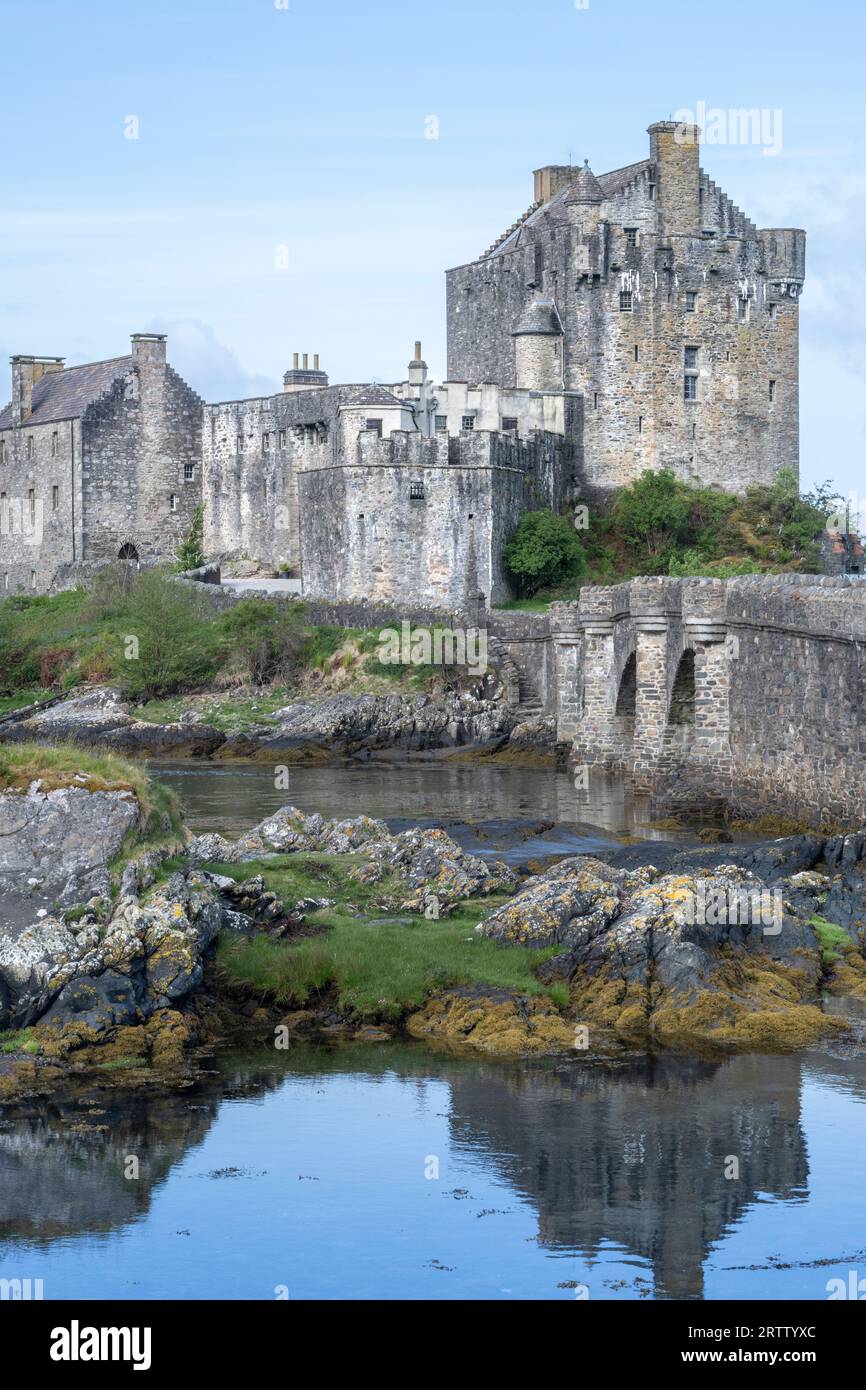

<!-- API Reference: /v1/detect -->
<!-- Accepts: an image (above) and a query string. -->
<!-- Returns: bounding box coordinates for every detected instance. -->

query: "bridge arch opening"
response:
[615,653,637,717]
[668,649,696,726]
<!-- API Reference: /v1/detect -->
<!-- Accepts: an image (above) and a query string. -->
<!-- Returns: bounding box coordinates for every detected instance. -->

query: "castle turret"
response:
[512,297,564,391]
[283,352,329,393]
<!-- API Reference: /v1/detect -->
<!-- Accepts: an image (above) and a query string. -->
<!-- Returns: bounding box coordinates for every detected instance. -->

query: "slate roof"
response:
[0,356,132,430]
[483,157,654,259]
[512,297,564,336]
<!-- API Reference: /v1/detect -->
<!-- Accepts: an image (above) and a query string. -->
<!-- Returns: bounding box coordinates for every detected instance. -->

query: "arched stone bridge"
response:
[550,575,866,822]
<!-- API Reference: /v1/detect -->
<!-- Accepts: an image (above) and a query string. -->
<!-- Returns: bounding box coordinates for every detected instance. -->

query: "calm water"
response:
[3,758,864,1302]
[3,1042,866,1300]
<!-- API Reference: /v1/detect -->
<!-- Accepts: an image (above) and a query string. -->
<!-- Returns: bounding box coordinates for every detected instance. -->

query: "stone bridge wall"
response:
[551,575,866,824]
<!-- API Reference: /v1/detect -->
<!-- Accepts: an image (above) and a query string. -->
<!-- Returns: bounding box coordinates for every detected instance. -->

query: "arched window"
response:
[118,543,139,563]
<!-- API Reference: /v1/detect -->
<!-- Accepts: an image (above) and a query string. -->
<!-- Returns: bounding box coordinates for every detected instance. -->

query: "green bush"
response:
[503,510,584,597]
[110,569,219,700]
[611,469,695,562]
[174,504,205,573]
[218,597,307,685]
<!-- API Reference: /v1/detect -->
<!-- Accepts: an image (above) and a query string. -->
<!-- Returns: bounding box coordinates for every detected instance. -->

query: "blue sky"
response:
[1,0,863,497]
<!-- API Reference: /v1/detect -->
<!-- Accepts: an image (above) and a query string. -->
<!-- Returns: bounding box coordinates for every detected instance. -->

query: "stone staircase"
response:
[488,638,545,719]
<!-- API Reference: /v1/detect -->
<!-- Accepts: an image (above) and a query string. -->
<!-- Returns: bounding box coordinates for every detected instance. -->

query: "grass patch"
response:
[0,741,154,796]
[92,1056,148,1072]
[210,852,556,1020]
[810,915,852,964]
[0,1029,41,1055]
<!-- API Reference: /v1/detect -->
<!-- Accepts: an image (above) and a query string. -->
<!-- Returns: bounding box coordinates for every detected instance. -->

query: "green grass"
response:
[137,689,297,731]
[210,852,558,1020]
[0,1029,40,1054]
[810,915,852,964]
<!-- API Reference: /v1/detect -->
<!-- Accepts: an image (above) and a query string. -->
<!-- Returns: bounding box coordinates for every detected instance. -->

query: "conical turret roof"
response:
[566,160,604,204]
[512,297,564,336]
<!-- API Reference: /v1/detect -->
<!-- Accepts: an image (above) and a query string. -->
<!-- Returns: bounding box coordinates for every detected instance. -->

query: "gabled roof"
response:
[0,356,133,429]
[482,157,654,259]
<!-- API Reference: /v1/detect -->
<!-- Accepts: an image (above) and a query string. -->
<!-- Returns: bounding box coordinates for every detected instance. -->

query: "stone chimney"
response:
[11,355,65,424]
[407,340,427,388]
[131,332,167,367]
[283,352,329,393]
[648,120,702,238]
[533,165,576,205]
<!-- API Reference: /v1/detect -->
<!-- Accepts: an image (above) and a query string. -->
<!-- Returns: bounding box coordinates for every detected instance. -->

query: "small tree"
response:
[113,569,218,700]
[174,504,205,573]
[612,469,693,562]
[503,510,584,597]
[218,597,308,685]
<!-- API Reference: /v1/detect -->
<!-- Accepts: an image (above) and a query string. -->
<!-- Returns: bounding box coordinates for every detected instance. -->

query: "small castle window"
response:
[768,303,776,318]
[26,437,33,460]
[51,432,58,457]
[262,432,270,452]
[619,290,633,313]
[28,488,35,520]
[279,429,287,449]
[685,291,697,312]
[502,417,519,432]
[52,485,59,510]
[769,379,776,403]
[638,416,643,434]
[236,435,243,452]
[365,418,383,437]
[0,440,5,463]
[184,462,195,481]
[462,415,475,431]
[169,494,178,511]
[684,375,698,402]
[409,480,425,500]
[738,297,749,323]
[633,345,639,363]
[30,570,36,589]
[648,182,656,200]
[435,415,447,431]
[684,347,699,370]
[625,228,638,247]
[594,392,598,409]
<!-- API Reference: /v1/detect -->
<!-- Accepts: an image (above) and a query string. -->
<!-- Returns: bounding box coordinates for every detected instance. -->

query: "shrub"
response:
[218,597,308,685]
[503,510,584,597]
[111,569,219,700]
[611,469,694,562]
[174,504,205,573]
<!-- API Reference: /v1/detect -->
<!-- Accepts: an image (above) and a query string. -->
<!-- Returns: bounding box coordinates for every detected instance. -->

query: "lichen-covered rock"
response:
[0,785,139,898]
[0,870,233,1032]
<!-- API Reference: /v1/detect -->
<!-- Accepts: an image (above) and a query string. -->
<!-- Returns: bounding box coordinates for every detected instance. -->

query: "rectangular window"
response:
[768,303,776,319]
[625,228,638,247]
[462,415,475,431]
[684,375,698,402]
[51,432,58,457]
[769,379,776,403]
[365,418,383,437]
[278,429,287,449]
[409,480,425,500]
[28,488,35,520]
[26,437,33,460]
[619,290,633,313]
[684,346,699,370]
[738,297,749,323]
[169,494,178,512]
[184,462,195,481]
[434,415,448,431]
[236,434,243,452]
[638,416,643,434]
[648,182,655,200]
[502,417,519,432]
[633,345,639,363]
[262,432,270,452]
[52,485,59,510]
[0,440,5,463]
[685,291,697,312]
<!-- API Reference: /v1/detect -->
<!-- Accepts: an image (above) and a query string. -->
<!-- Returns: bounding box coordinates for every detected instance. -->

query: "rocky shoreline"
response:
[2,758,866,1103]
[0,685,558,762]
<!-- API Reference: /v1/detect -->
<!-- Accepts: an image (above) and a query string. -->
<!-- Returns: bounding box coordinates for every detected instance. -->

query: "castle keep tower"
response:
[446,120,805,496]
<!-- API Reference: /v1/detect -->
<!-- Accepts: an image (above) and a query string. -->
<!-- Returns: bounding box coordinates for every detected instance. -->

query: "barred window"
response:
[462,415,475,431]
[278,429,287,449]
[619,290,633,312]
[625,228,638,247]
[184,462,195,481]
[409,480,425,500]
[684,374,698,402]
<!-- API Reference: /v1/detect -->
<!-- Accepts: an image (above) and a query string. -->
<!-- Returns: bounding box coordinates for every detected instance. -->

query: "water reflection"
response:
[3,1044,864,1299]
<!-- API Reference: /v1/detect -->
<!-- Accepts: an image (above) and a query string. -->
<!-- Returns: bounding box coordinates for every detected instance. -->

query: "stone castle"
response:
[0,120,805,606]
